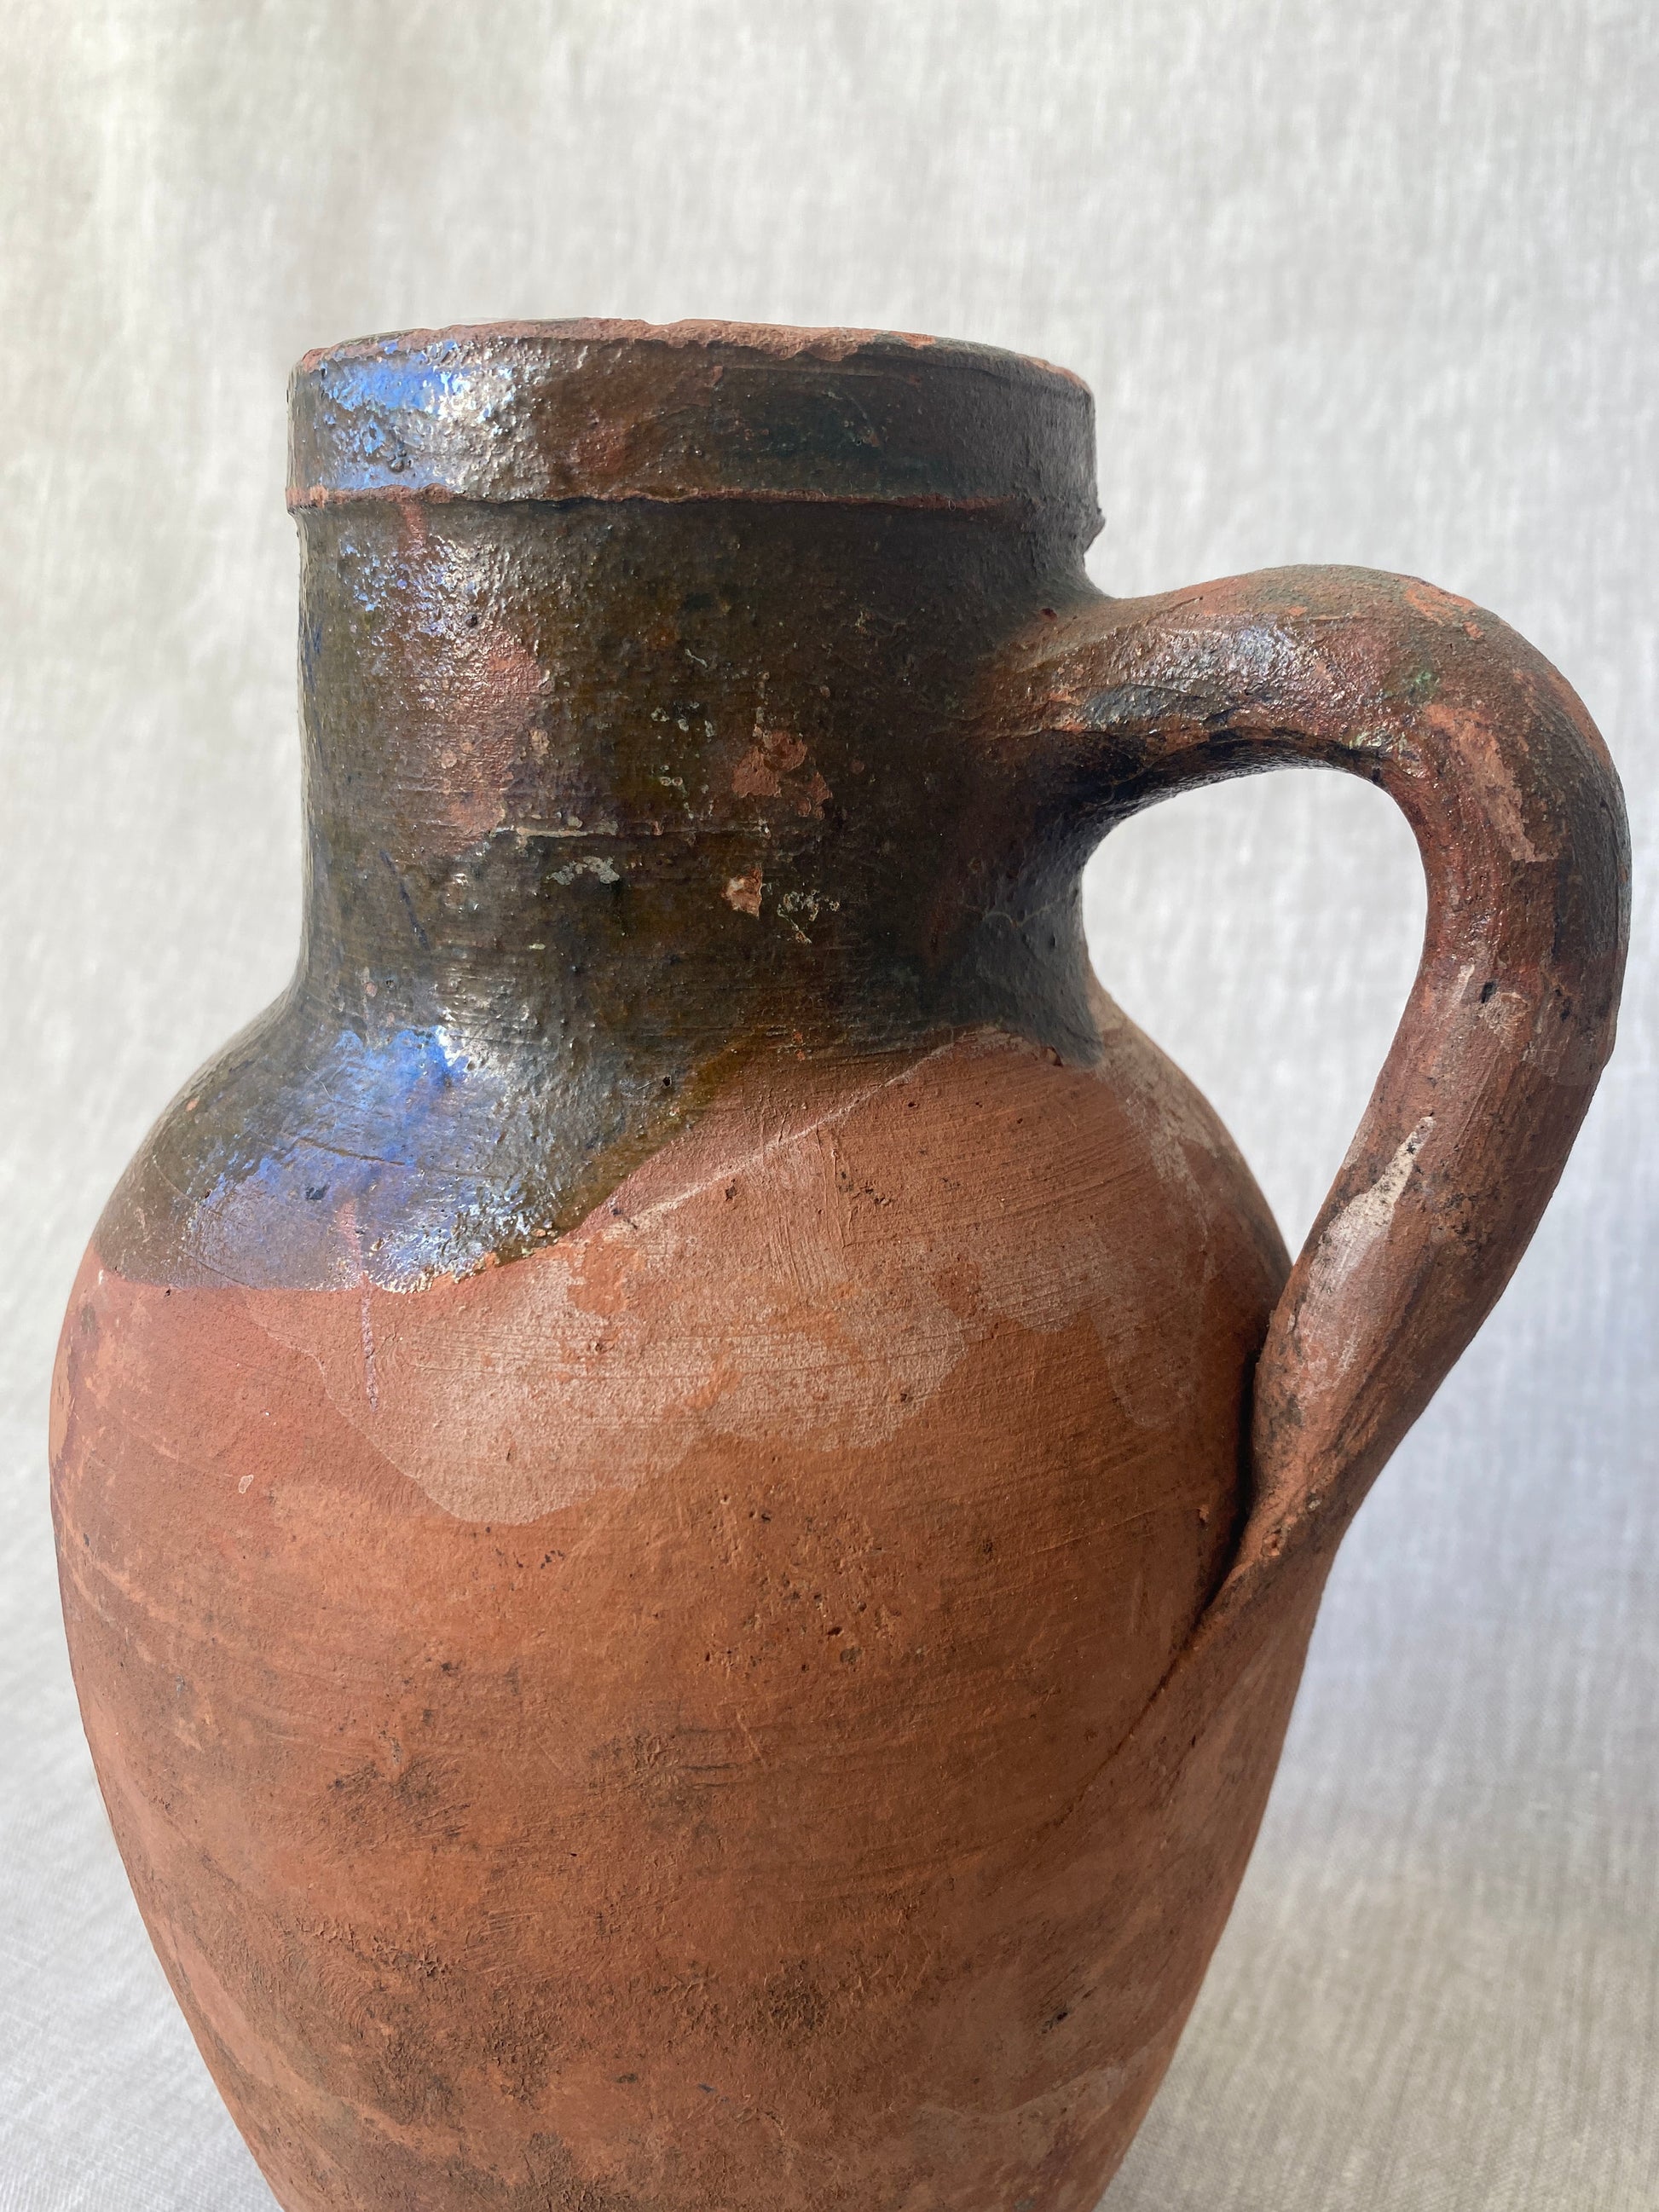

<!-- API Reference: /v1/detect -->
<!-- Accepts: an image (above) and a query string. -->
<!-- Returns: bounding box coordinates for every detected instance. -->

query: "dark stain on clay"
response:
[53,319,1627,2212]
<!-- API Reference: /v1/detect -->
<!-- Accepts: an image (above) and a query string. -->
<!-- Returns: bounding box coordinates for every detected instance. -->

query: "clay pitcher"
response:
[50,321,1628,2212]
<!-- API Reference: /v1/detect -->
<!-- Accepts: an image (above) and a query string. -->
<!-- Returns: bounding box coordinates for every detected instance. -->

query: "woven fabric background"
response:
[2,3,1653,2205]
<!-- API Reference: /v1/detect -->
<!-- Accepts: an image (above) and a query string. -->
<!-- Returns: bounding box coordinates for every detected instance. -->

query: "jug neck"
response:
[293,491,1096,1066]
[101,324,1122,1291]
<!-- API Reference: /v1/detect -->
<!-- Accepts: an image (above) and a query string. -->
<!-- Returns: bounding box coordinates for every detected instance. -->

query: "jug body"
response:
[49,321,1627,2212]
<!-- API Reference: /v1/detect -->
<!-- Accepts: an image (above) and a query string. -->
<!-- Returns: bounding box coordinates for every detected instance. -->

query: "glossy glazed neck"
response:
[291,323,1107,1071]
[102,325,1115,1291]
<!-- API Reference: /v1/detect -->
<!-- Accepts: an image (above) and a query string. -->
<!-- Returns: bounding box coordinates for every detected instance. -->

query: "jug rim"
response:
[286,316,1100,530]
[295,317,1090,390]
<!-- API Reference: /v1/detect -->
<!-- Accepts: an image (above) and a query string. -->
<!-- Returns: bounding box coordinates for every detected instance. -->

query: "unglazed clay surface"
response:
[51,321,1627,2212]
[55,1023,1292,2209]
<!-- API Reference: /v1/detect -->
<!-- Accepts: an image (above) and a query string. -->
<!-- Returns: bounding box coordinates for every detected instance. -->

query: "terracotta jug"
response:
[52,321,1628,2212]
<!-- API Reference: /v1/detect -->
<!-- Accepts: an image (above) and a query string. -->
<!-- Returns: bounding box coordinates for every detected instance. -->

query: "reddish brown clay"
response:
[52,322,1628,2212]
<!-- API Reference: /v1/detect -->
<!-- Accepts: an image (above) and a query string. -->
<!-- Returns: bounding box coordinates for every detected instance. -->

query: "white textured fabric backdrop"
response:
[2,3,1653,2205]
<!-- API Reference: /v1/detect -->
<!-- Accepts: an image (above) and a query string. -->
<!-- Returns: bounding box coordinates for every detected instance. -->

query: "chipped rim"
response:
[287,317,1101,524]
[294,316,1091,391]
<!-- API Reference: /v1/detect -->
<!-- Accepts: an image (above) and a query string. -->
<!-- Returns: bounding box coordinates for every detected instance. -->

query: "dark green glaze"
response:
[104,326,1108,1289]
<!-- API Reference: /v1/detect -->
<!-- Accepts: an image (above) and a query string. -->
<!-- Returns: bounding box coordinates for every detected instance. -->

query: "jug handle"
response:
[988,565,1629,1632]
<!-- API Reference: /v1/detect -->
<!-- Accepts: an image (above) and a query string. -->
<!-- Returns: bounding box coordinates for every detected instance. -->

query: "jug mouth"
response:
[286,317,1099,537]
